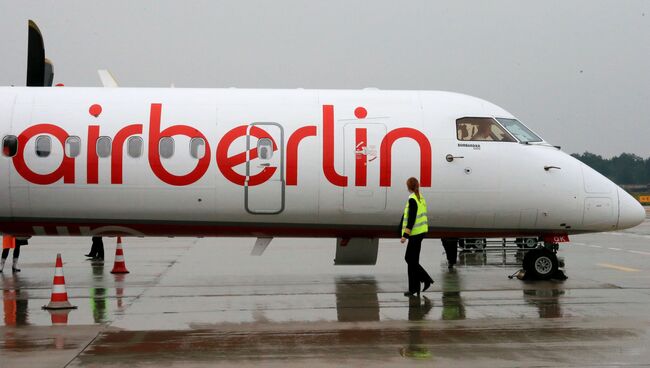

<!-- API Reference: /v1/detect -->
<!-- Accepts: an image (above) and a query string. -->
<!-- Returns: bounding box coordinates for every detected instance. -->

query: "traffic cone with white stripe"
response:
[42,253,77,310]
[110,237,130,274]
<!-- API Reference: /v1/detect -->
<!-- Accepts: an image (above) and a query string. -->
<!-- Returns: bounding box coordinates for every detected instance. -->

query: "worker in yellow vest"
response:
[400,177,434,296]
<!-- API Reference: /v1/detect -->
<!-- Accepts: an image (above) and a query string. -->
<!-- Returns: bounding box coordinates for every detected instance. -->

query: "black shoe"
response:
[85,254,94,258]
[12,267,20,273]
[404,291,419,297]
[422,280,433,292]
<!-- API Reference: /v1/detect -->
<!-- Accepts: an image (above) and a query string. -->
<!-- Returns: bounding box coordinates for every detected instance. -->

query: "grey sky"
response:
[1,0,648,157]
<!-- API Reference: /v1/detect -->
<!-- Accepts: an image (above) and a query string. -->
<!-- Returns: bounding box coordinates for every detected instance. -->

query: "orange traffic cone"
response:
[42,253,77,310]
[110,237,130,274]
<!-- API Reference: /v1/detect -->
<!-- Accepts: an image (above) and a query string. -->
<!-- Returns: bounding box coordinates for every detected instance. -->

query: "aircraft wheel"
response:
[472,238,487,250]
[523,237,538,248]
[516,237,538,248]
[460,239,486,250]
[523,248,558,280]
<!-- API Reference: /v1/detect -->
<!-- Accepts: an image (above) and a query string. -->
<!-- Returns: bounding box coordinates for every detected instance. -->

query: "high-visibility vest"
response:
[402,193,428,236]
[2,235,15,250]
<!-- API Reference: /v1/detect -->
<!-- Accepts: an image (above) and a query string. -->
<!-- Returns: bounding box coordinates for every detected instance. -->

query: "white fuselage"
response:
[0,87,644,238]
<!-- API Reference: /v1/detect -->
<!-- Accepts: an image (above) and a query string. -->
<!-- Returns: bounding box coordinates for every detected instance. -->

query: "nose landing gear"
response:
[456,237,567,280]
[521,242,566,280]
[522,248,558,280]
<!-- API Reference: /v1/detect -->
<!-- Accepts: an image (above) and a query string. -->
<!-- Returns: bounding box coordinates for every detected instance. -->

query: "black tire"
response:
[471,238,487,250]
[522,248,558,280]
[461,238,486,250]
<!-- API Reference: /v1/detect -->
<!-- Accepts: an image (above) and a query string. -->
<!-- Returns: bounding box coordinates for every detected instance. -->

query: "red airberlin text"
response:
[12,104,432,187]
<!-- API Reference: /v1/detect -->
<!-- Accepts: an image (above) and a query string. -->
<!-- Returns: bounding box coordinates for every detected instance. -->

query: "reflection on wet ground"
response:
[2,224,650,366]
[441,270,465,321]
[2,274,30,328]
[90,262,108,324]
[523,288,565,319]
[72,319,641,366]
[335,276,380,322]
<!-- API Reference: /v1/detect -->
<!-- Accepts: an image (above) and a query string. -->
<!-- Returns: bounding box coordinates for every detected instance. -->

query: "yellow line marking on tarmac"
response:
[597,263,640,272]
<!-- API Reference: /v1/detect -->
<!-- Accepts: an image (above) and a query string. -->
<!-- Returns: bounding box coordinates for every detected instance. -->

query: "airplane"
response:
[0,21,645,279]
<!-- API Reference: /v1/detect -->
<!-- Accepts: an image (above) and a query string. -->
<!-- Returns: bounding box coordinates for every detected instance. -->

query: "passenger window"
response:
[190,138,205,159]
[127,136,143,158]
[36,135,51,157]
[65,136,81,158]
[2,135,18,157]
[456,117,516,142]
[159,137,174,159]
[97,136,112,158]
[257,138,273,160]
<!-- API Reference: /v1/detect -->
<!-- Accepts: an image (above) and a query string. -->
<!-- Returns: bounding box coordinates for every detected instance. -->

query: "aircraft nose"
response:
[617,188,646,230]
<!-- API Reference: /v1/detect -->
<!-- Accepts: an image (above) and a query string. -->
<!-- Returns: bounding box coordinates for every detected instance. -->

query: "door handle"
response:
[544,165,561,171]
[258,163,271,167]
[446,154,464,162]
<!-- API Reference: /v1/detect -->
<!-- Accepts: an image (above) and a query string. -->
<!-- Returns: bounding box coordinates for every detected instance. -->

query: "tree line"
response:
[571,152,650,186]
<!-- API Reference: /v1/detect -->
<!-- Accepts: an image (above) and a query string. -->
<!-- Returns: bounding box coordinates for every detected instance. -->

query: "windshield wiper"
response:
[522,141,561,149]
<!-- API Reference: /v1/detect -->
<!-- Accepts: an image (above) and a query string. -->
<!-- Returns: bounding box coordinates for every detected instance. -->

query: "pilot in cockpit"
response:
[471,122,494,141]
[457,124,470,140]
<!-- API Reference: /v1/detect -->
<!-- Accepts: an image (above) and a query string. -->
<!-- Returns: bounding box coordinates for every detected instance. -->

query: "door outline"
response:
[245,122,285,214]
[342,121,387,213]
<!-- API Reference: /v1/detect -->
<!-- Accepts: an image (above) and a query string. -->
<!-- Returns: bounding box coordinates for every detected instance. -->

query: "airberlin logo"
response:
[12,104,432,187]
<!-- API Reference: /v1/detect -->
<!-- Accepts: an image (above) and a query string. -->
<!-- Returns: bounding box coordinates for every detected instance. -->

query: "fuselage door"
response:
[435,117,511,228]
[343,122,387,213]
[0,91,15,220]
[245,122,285,214]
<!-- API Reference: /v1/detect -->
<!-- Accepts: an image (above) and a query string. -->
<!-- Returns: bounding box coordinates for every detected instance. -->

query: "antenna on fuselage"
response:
[26,20,54,87]
[98,69,119,87]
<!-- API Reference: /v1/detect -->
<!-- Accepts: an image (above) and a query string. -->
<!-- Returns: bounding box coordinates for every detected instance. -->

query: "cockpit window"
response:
[456,117,516,142]
[496,118,543,143]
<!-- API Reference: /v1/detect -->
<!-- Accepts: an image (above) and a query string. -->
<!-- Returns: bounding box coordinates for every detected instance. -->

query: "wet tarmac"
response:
[2,216,650,367]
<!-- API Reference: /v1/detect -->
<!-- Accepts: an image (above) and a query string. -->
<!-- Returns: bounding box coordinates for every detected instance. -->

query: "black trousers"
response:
[89,237,104,259]
[441,238,458,265]
[1,244,20,260]
[405,234,433,294]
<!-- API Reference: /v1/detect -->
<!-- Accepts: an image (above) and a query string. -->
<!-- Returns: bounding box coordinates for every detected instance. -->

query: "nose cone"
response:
[617,188,646,230]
